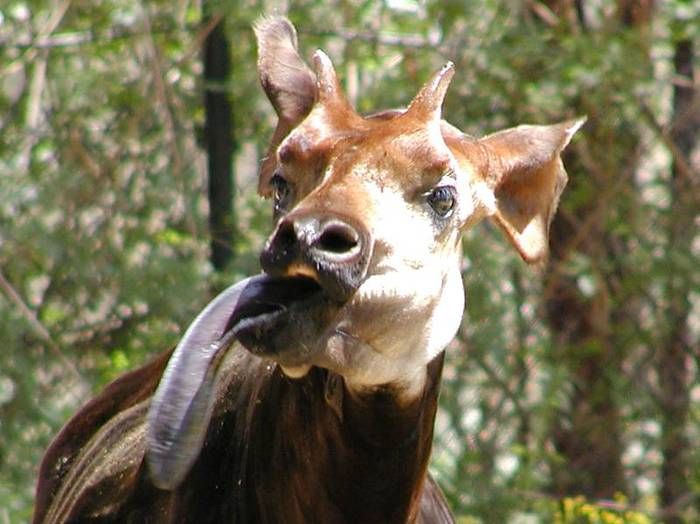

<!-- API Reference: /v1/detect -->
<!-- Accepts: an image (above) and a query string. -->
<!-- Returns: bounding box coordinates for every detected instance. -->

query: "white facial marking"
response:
[472,180,497,216]
[308,156,468,398]
[317,263,464,396]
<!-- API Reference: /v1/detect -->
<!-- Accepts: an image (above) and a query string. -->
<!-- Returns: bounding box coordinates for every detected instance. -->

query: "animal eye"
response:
[426,186,456,218]
[270,173,293,213]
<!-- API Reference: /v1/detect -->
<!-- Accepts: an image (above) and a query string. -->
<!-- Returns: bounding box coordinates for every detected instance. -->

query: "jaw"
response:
[314,262,465,398]
[230,255,464,394]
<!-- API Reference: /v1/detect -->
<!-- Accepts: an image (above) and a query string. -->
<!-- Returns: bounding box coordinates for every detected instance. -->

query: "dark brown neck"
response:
[327,358,444,523]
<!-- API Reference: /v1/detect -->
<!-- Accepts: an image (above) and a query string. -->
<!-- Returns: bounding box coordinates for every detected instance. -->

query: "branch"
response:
[470,348,531,425]
[65,310,151,352]
[525,0,560,27]
[0,20,182,50]
[0,268,82,382]
[0,18,441,54]
[637,96,699,189]
[177,13,223,67]
[306,27,440,49]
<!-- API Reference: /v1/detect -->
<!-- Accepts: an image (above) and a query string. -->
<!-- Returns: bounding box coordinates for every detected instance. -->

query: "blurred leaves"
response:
[1,0,698,523]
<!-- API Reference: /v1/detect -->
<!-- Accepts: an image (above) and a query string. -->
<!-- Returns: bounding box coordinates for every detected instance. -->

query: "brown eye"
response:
[427,186,456,219]
[270,173,292,213]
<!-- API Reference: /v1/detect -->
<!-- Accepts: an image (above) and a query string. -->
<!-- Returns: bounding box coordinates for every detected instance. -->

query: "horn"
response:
[312,49,353,110]
[405,62,455,122]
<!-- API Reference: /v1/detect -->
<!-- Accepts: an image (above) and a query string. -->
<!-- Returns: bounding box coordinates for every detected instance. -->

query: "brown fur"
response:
[34,347,452,523]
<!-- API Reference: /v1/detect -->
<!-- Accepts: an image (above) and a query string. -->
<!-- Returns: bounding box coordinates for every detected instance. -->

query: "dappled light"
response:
[0,1,698,523]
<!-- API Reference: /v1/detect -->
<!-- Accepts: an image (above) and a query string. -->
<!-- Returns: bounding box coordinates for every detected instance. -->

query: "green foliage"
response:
[553,496,654,524]
[0,1,698,522]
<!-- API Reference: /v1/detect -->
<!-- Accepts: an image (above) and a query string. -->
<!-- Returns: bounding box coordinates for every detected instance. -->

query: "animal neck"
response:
[243,352,446,523]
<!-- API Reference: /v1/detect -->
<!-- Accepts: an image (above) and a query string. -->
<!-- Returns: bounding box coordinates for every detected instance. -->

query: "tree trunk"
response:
[536,1,634,499]
[203,10,235,272]
[658,37,697,524]
[545,213,626,498]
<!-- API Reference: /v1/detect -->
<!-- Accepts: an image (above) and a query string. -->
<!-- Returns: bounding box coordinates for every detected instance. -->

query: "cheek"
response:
[340,260,463,357]
[346,276,438,344]
[422,267,465,360]
[365,188,435,264]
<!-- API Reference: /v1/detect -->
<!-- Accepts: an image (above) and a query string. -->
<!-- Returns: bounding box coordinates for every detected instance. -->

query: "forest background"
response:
[0,0,698,522]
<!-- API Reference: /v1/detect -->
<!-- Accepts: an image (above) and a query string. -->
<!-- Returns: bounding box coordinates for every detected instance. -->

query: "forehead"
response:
[279,112,454,186]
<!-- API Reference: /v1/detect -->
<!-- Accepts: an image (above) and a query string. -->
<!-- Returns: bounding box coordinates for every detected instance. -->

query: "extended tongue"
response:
[146,274,322,489]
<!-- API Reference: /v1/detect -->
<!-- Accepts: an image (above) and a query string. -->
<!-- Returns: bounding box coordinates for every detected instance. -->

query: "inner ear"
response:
[254,17,317,196]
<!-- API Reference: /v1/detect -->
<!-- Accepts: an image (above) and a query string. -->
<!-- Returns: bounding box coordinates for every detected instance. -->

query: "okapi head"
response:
[35,16,583,524]
[248,18,584,381]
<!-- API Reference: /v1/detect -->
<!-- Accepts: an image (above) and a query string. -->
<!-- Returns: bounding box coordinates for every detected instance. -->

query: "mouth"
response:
[226,274,323,336]
[225,274,337,360]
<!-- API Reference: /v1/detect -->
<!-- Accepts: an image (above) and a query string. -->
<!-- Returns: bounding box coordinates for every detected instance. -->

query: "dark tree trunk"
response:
[658,37,697,524]
[545,213,626,499]
[204,11,235,271]
[535,1,634,499]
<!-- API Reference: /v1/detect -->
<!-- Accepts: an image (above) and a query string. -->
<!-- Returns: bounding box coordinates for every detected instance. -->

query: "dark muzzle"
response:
[260,210,371,303]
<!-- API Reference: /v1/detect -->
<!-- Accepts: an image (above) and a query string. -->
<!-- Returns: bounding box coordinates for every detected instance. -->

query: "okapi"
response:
[34,16,583,524]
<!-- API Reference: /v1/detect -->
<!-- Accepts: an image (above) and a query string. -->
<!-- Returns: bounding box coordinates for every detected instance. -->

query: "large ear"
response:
[254,16,317,196]
[479,118,586,263]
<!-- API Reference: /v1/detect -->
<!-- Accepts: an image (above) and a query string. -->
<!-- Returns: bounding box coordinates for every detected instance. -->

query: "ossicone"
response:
[313,49,353,112]
[404,62,455,123]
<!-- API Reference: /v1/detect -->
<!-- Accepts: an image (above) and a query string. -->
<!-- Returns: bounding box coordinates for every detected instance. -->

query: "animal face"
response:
[229,19,583,394]
[233,56,468,391]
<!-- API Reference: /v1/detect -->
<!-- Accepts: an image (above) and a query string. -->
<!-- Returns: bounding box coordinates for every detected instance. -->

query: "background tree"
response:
[203,2,236,273]
[538,0,654,499]
[658,24,698,524]
[0,1,697,522]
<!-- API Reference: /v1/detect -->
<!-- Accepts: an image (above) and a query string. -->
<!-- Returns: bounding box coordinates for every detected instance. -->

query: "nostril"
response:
[316,222,360,255]
[275,221,298,252]
[261,220,299,275]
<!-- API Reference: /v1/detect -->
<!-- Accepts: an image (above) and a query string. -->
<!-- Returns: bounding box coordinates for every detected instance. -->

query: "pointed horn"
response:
[406,62,455,121]
[313,49,352,109]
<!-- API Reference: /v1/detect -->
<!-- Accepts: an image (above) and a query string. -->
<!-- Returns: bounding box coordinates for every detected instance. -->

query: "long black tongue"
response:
[146,274,320,490]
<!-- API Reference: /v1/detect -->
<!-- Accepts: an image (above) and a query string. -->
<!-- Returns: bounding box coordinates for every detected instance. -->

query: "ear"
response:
[478,118,586,263]
[254,16,317,196]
